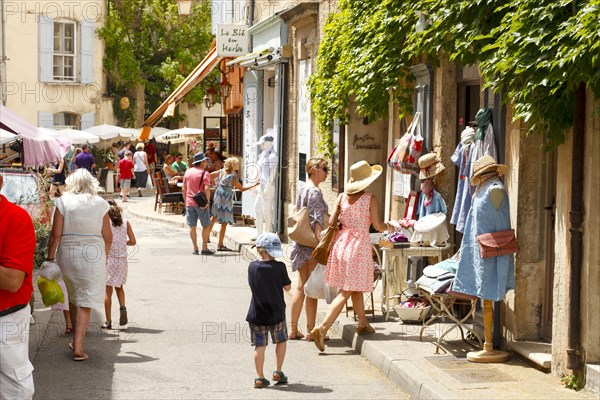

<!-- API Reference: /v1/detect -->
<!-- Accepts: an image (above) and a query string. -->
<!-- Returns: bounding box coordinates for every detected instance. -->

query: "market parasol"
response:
[0,104,70,167]
[156,127,203,144]
[56,128,100,144]
[84,124,131,140]
[0,128,17,145]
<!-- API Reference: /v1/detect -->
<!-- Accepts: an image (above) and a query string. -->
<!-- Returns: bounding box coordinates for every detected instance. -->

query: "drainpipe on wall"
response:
[1,0,7,105]
[567,82,585,371]
[384,88,394,221]
[247,0,255,27]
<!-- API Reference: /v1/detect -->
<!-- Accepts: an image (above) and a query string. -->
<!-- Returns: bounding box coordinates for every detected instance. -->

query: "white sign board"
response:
[217,24,250,57]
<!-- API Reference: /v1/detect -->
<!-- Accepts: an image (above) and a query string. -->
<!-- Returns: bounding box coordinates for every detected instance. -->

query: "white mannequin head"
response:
[260,141,274,151]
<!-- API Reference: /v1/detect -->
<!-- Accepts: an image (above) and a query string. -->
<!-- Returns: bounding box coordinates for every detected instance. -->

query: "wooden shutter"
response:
[80,112,95,130]
[80,20,95,84]
[38,16,54,82]
[38,111,54,128]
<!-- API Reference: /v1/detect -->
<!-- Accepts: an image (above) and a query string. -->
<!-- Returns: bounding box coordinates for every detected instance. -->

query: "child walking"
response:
[102,200,136,329]
[211,157,259,251]
[117,151,134,202]
[246,233,291,388]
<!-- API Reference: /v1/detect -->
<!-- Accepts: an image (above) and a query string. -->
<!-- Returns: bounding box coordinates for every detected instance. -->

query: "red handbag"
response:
[477,229,518,259]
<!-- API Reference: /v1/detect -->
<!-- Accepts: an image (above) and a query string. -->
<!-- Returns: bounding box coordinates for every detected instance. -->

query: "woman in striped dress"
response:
[211,158,259,251]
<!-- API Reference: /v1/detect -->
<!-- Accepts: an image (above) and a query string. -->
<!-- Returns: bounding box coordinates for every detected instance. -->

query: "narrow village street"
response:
[30,213,408,400]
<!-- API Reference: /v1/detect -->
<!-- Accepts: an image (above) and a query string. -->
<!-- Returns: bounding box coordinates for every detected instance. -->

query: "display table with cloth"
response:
[381,244,453,320]
[417,286,483,354]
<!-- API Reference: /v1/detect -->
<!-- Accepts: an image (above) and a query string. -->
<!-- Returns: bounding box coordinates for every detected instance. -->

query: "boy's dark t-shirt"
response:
[246,260,291,326]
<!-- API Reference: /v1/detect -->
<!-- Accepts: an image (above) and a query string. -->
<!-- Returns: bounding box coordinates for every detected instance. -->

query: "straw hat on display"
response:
[470,155,508,186]
[418,153,445,180]
[345,161,383,194]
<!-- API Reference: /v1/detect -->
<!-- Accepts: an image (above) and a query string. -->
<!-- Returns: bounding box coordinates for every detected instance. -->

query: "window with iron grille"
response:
[228,111,243,156]
[53,22,76,81]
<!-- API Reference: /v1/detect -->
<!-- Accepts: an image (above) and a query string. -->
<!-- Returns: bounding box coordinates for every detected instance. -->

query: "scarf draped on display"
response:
[421,179,435,207]
[475,108,492,141]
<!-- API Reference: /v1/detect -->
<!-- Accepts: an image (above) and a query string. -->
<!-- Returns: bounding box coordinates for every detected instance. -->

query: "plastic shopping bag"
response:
[39,261,62,281]
[146,174,154,190]
[37,277,65,306]
[387,112,423,175]
[304,264,339,304]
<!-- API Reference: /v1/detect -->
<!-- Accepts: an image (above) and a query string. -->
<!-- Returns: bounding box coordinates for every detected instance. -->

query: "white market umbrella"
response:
[84,124,130,140]
[156,127,203,144]
[126,126,170,141]
[0,128,17,145]
[56,128,100,144]
[37,127,58,136]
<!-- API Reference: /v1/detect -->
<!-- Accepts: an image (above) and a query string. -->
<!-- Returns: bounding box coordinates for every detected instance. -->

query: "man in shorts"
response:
[182,152,213,255]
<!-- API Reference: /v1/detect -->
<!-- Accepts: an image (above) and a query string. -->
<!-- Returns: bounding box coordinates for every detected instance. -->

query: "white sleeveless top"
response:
[133,151,147,172]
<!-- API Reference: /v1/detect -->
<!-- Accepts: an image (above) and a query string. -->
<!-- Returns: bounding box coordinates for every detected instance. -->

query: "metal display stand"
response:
[418,287,483,354]
[380,244,454,320]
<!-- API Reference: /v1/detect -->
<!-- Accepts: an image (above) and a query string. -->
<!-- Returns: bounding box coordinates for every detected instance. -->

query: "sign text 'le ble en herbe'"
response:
[217,24,250,57]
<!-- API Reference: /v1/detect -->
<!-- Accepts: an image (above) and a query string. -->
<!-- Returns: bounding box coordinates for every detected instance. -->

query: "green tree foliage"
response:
[98,0,215,126]
[308,0,416,158]
[310,0,600,153]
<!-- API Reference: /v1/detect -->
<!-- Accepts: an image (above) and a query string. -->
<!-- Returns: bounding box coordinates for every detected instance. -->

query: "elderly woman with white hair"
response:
[46,169,112,361]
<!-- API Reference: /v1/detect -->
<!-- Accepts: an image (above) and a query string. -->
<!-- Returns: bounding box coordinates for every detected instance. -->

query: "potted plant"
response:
[90,147,115,169]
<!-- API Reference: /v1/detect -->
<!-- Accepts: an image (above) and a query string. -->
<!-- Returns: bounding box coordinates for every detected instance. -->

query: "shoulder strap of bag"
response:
[198,170,207,193]
[408,112,421,136]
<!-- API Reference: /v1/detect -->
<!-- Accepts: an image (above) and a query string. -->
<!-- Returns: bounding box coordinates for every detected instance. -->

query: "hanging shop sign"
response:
[217,24,250,57]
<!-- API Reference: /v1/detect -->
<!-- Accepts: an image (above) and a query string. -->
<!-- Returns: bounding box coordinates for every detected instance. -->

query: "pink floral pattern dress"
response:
[106,219,128,287]
[325,193,373,292]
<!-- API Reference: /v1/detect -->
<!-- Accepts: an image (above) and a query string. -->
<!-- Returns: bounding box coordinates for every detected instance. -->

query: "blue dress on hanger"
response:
[417,190,447,219]
[453,178,515,301]
[450,142,473,233]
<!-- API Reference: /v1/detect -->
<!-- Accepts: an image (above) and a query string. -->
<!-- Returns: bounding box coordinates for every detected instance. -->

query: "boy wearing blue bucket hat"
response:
[246,233,291,388]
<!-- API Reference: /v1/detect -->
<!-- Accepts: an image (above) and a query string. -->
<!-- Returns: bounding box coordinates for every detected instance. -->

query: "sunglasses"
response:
[320,166,329,173]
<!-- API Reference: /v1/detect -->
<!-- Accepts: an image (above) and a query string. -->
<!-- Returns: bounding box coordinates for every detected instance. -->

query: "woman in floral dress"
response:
[211,158,259,251]
[310,161,391,352]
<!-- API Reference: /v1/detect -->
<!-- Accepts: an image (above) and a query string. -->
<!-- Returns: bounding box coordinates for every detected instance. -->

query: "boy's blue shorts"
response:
[249,320,288,347]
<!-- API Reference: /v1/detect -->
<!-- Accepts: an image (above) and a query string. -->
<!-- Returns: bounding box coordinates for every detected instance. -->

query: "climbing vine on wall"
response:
[309,0,600,154]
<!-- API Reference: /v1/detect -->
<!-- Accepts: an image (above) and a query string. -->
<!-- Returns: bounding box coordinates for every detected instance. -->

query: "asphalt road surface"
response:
[31,215,408,399]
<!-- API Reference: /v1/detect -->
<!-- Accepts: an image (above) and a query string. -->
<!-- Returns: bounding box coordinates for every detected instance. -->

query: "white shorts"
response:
[0,305,35,400]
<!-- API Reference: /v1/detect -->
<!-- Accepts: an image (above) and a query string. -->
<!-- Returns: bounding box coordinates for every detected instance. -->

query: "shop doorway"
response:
[454,82,480,246]
[542,149,557,341]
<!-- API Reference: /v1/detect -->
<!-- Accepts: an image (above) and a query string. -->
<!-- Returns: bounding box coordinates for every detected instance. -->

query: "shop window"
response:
[228,111,243,156]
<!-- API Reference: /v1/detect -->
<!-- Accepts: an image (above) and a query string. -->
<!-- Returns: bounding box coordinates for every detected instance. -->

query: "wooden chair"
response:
[154,171,183,214]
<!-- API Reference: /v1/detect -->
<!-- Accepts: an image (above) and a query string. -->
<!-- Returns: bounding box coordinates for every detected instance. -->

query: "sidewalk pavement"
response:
[121,194,594,399]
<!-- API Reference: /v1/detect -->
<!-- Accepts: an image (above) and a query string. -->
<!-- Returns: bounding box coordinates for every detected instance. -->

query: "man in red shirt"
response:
[145,140,157,172]
[117,150,135,202]
[0,173,36,399]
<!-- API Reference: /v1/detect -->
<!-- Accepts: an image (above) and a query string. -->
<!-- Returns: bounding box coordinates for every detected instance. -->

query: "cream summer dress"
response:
[55,194,109,308]
[106,219,129,287]
[324,193,373,292]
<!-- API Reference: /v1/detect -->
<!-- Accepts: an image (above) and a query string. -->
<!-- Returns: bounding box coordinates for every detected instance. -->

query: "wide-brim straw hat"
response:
[471,155,508,186]
[345,161,383,194]
[418,153,445,180]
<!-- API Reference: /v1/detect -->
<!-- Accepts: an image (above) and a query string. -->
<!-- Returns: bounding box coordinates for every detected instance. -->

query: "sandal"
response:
[65,326,73,334]
[306,333,330,342]
[101,321,112,330]
[289,332,305,340]
[217,246,233,252]
[272,370,288,384]
[254,377,270,389]
[310,327,326,352]
[119,306,128,326]
[73,353,89,361]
